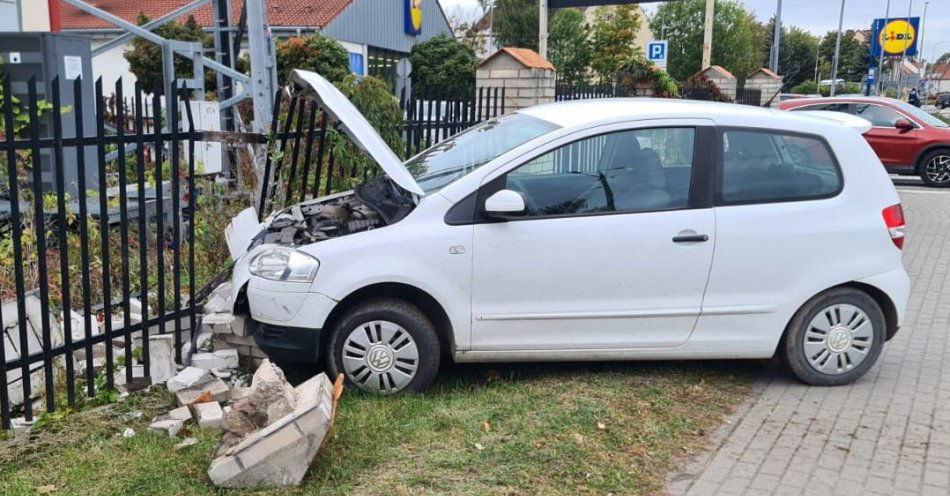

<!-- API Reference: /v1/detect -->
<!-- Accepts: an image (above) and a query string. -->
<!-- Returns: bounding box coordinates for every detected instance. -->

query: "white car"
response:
[225,70,910,394]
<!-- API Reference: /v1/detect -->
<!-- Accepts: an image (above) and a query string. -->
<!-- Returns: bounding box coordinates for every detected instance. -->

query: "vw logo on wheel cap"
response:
[366,345,395,371]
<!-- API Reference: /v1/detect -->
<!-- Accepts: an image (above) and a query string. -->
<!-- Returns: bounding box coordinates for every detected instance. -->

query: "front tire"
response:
[327,298,440,394]
[781,288,885,386]
[919,149,950,187]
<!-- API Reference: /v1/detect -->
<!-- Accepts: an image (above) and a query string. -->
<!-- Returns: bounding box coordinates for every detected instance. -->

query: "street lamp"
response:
[830,0,847,97]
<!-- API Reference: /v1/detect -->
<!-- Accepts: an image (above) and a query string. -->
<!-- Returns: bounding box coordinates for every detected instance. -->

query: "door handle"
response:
[672,234,709,243]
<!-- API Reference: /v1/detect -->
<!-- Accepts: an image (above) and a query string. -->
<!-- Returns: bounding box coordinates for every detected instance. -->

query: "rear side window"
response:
[791,103,852,113]
[719,129,841,204]
[853,104,905,127]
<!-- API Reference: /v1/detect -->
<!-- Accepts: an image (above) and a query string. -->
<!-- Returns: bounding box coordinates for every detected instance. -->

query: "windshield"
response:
[892,100,949,128]
[407,113,560,193]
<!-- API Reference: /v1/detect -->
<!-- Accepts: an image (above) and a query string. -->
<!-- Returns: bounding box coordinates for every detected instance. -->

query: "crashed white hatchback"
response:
[225,69,909,394]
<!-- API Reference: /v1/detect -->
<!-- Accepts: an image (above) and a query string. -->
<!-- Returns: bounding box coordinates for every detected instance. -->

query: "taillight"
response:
[882,204,905,250]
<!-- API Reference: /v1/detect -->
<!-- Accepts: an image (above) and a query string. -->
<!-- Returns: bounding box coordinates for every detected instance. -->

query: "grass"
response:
[0,360,758,496]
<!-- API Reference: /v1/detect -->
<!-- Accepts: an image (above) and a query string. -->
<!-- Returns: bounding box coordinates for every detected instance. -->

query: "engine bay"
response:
[250,178,415,248]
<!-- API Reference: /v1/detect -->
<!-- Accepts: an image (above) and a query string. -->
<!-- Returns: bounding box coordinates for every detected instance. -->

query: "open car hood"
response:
[291,70,424,196]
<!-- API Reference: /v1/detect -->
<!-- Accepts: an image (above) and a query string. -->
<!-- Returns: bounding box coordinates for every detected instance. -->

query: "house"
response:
[928,63,950,95]
[57,0,453,93]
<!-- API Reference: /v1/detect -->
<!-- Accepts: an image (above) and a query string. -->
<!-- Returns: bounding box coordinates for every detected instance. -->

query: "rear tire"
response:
[781,288,885,386]
[919,149,950,187]
[326,298,440,394]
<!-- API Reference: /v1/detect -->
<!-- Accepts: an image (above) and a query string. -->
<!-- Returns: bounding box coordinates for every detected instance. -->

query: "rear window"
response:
[719,129,842,204]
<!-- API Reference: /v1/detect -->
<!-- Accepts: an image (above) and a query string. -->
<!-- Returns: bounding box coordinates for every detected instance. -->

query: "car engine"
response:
[250,178,415,248]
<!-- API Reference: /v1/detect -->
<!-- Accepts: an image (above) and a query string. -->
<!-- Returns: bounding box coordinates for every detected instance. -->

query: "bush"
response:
[615,54,679,98]
[276,33,350,86]
[681,73,732,102]
[818,82,863,97]
[409,35,477,96]
[791,80,818,95]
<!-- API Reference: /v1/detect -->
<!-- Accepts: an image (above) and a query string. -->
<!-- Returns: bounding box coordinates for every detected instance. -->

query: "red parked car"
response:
[780,97,950,187]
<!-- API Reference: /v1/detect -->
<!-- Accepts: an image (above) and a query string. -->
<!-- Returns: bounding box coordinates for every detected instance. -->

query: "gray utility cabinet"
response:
[0,32,97,197]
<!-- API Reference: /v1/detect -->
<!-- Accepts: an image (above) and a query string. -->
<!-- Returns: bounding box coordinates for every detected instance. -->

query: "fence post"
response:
[114,79,134,386]
[151,80,167,342]
[169,83,183,364]
[52,77,77,407]
[94,78,116,390]
[133,82,150,378]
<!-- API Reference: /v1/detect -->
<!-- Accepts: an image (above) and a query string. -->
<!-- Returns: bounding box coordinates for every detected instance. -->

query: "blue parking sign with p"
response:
[648,40,668,69]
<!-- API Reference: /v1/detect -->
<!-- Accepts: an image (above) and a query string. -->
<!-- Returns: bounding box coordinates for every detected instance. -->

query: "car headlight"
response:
[248,246,319,283]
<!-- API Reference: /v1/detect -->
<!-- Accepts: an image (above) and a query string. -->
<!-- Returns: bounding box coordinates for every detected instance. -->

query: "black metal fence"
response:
[0,75,201,429]
[736,87,764,106]
[400,87,507,157]
[555,79,633,101]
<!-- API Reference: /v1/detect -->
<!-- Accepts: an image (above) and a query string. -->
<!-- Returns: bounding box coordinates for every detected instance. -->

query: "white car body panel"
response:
[230,97,910,365]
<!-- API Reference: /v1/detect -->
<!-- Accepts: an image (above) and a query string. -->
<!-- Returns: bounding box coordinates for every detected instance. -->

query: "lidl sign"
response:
[871,17,920,57]
[405,0,422,36]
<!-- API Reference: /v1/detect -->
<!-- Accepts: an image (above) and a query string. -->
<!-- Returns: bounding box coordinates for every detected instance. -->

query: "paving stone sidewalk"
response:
[668,188,950,496]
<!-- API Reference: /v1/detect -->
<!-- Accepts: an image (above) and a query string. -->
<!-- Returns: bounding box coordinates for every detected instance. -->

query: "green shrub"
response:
[409,35,477,96]
[276,32,350,86]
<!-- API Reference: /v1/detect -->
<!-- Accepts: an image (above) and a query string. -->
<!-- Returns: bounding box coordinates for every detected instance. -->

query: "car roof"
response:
[516,98,837,132]
[786,96,904,106]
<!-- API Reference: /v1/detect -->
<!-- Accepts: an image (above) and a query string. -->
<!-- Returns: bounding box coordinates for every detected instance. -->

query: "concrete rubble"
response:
[208,360,343,488]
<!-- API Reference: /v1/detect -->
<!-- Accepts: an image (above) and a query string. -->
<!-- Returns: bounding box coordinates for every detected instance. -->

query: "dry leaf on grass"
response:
[482,421,491,433]
[474,443,485,451]
[573,433,585,445]
[37,485,57,494]
[597,422,606,430]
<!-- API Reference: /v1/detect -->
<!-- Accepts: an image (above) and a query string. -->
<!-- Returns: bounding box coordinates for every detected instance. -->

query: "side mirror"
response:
[483,189,526,218]
[895,119,915,131]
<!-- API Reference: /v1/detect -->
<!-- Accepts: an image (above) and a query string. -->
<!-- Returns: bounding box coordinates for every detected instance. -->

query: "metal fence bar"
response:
[310,112,328,200]
[170,85,183,364]
[115,80,134,385]
[52,77,76,407]
[182,91,197,339]
[134,83,150,377]
[298,105,319,204]
[73,77,95,398]
[258,89,283,220]
[152,81,167,341]
[25,77,56,413]
[95,77,116,391]
[285,100,308,208]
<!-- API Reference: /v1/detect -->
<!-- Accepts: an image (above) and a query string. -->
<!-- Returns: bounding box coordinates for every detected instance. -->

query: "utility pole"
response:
[769,0,783,73]
[919,1,929,63]
[702,0,715,69]
[877,0,891,95]
[897,0,914,93]
[830,0,846,97]
[539,0,549,59]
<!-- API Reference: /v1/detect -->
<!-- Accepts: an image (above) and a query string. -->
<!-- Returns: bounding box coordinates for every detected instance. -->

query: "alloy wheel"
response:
[803,304,874,375]
[925,154,950,185]
[341,320,420,393]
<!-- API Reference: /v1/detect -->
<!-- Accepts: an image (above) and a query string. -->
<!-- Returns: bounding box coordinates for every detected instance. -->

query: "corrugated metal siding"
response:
[322,0,452,54]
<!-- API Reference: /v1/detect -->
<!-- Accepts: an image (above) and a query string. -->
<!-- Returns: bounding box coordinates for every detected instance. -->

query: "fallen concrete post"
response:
[208,363,343,488]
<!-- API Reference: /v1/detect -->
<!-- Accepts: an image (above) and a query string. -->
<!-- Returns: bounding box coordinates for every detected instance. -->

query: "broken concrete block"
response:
[204,282,233,314]
[166,367,212,393]
[211,367,232,380]
[156,405,193,423]
[148,418,185,437]
[194,330,214,352]
[195,401,225,429]
[122,428,136,438]
[248,360,297,426]
[175,437,199,450]
[11,417,35,438]
[148,335,176,384]
[176,377,230,405]
[208,373,336,488]
[191,349,239,371]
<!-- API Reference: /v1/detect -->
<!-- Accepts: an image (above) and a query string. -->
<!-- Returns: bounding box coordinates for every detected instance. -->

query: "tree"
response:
[650,0,760,82]
[410,35,477,95]
[548,8,590,83]
[817,30,868,83]
[588,6,642,82]
[275,32,350,86]
[493,0,538,50]
[762,19,819,89]
[124,14,210,93]
[937,52,950,65]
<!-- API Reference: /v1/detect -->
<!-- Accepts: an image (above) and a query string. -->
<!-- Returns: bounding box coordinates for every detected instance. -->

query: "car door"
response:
[469,122,717,351]
[853,103,926,167]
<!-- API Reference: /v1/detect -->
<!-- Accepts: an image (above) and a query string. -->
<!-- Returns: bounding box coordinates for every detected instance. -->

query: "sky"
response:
[440,0,950,62]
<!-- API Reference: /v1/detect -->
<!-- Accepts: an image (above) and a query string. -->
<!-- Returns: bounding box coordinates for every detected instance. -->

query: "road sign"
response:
[871,17,920,57]
[647,40,668,70]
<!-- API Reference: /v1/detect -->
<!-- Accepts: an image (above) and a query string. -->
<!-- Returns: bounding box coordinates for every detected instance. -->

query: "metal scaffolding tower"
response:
[61,0,276,133]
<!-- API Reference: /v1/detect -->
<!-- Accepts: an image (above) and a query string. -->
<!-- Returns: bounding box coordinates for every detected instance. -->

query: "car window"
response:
[720,130,841,204]
[791,103,852,113]
[505,128,695,217]
[409,113,560,194]
[853,104,906,127]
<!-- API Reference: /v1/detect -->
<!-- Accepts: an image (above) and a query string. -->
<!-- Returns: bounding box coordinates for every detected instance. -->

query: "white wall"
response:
[0,0,20,32]
[21,0,50,31]
[89,38,137,96]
